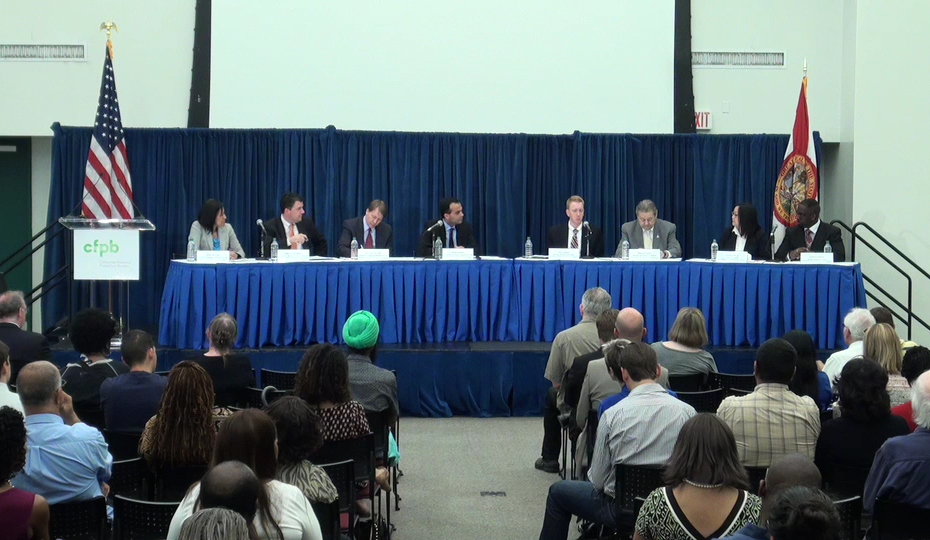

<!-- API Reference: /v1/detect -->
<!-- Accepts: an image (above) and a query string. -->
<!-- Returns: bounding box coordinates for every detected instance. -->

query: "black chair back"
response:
[585,410,598,473]
[745,466,768,495]
[833,496,862,540]
[154,371,170,377]
[110,457,149,499]
[104,429,143,460]
[823,462,871,499]
[614,464,665,512]
[730,388,753,396]
[667,373,705,392]
[49,496,108,540]
[260,368,297,390]
[320,459,356,532]
[709,372,757,395]
[311,499,341,540]
[872,498,930,540]
[674,388,725,413]
[365,409,392,462]
[113,495,181,540]
[149,462,209,501]
[237,387,265,408]
[74,408,106,431]
[820,409,835,425]
[315,433,376,487]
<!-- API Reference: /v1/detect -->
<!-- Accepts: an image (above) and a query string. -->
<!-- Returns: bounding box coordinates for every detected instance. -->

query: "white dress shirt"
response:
[821,340,864,387]
[733,227,748,252]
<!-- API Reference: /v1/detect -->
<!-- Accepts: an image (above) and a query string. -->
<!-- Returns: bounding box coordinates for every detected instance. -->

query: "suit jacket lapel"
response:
[635,225,645,249]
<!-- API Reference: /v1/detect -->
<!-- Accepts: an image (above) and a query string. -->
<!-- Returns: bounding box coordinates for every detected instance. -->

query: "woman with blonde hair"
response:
[864,322,910,407]
[651,307,717,376]
[192,313,255,407]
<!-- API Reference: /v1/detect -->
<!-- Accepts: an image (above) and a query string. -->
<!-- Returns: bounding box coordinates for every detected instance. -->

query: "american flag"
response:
[82,43,133,219]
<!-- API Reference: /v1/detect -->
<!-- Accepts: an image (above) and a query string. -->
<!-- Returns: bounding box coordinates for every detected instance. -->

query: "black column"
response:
[187,0,212,128]
[673,0,695,133]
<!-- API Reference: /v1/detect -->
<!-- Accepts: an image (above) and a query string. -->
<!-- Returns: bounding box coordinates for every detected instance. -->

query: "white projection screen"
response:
[210,1,675,134]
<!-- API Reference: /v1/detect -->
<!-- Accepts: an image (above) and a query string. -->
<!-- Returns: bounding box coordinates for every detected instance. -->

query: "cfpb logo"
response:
[83,240,120,257]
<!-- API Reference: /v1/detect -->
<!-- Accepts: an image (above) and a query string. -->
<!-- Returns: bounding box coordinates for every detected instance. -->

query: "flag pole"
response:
[99,21,118,57]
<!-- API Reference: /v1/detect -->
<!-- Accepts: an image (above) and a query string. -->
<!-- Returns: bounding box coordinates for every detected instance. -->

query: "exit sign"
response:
[695,110,712,131]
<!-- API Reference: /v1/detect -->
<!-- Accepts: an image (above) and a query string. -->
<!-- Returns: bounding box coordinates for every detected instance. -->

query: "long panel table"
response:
[159,258,866,350]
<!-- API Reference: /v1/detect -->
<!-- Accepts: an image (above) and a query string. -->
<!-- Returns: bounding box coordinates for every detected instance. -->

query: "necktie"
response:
[571,229,579,249]
[289,223,298,249]
[805,228,814,248]
[448,227,456,248]
[365,229,374,249]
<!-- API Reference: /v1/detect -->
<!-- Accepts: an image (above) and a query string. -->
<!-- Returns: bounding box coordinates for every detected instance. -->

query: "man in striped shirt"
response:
[538,340,696,540]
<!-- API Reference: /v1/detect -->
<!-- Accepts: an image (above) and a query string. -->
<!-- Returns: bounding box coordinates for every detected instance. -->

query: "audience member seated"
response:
[342,310,399,423]
[651,307,717,377]
[865,323,911,407]
[722,453,823,540]
[294,344,370,442]
[0,342,24,413]
[537,341,696,540]
[564,308,627,412]
[537,287,611,473]
[0,291,50,385]
[141,361,231,468]
[61,308,127,410]
[871,306,919,352]
[0,406,49,540]
[572,308,622,426]
[264,397,337,504]
[99,330,167,432]
[634,414,761,540]
[167,409,322,540]
[179,508,250,540]
[892,346,930,432]
[718,338,820,467]
[815,359,908,484]
[191,313,255,408]
[821,307,875,386]
[12,361,112,504]
[197,461,260,533]
[783,330,831,411]
[767,487,840,540]
[864,370,930,513]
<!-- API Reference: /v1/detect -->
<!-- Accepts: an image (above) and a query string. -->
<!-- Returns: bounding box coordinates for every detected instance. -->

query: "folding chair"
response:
[113,495,181,540]
[319,459,355,536]
[614,465,665,536]
[745,466,768,495]
[667,373,706,392]
[74,408,106,431]
[311,499,341,540]
[260,368,297,390]
[872,498,930,540]
[315,433,380,526]
[709,372,757,395]
[833,496,862,540]
[103,429,143,461]
[674,388,725,413]
[149,462,208,501]
[49,496,108,540]
[110,457,149,499]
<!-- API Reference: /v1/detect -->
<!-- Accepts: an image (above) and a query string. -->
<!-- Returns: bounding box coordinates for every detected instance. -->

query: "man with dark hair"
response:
[199,460,261,524]
[538,341,695,540]
[342,311,398,424]
[418,197,479,256]
[61,308,128,410]
[99,330,167,432]
[717,338,821,467]
[774,198,845,261]
[12,361,112,504]
[0,290,51,384]
[871,306,919,352]
[547,195,604,257]
[616,199,681,259]
[337,199,394,257]
[263,192,328,256]
[0,340,23,413]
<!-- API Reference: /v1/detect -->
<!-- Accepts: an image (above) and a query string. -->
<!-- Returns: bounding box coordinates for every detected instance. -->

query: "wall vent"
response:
[692,51,785,68]
[0,44,86,61]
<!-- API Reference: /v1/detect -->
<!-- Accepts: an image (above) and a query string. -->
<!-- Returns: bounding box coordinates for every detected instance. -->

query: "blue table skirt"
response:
[159,259,866,350]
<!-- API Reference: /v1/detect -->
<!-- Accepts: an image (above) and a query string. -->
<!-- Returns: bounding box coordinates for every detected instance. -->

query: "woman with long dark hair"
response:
[294,344,369,441]
[188,199,245,259]
[166,409,322,540]
[719,203,770,260]
[192,313,255,408]
[783,330,831,410]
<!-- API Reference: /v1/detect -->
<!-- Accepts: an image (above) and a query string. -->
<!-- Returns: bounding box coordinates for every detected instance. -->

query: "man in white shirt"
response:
[0,341,24,413]
[546,195,604,257]
[820,307,875,386]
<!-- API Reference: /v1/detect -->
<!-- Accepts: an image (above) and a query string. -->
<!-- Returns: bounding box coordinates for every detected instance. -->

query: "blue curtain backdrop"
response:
[44,125,822,332]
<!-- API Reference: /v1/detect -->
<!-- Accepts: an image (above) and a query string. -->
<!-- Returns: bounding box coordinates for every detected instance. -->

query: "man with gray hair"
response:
[615,199,681,259]
[863,370,930,513]
[536,287,612,473]
[11,361,112,504]
[821,307,876,386]
[0,290,50,384]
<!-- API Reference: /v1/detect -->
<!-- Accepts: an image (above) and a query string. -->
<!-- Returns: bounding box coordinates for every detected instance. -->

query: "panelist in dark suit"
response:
[614,199,682,258]
[263,192,328,256]
[418,197,479,257]
[0,290,51,384]
[337,199,394,257]
[774,198,845,261]
[719,203,771,260]
[546,195,604,258]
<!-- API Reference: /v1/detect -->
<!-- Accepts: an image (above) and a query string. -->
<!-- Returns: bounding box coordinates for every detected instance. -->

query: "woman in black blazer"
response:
[719,203,771,260]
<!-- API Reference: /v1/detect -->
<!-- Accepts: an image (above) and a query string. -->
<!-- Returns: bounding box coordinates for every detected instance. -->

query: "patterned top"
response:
[717,383,821,467]
[887,374,911,408]
[277,460,338,504]
[317,401,370,442]
[636,487,762,540]
[139,407,232,464]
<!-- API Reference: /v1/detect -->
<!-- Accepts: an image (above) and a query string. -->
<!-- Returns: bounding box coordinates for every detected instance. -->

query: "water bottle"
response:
[824,242,832,254]
[621,239,630,260]
[432,236,443,260]
[350,237,359,260]
[524,236,533,257]
[710,239,719,261]
[186,238,196,261]
[270,238,279,262]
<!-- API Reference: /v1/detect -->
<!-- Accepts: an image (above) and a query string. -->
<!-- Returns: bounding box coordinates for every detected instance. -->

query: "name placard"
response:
[357,249,391,261]
[276,250,310,263]
[715,251,751,263]
[442,248,475,261]
[628,249,662,261]
[196,250,231,263]
[548,248,581,260]
[799,252,835,264]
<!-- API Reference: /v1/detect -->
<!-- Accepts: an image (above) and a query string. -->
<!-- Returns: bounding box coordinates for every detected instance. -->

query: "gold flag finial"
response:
[100,22,119,57]
[803,58,808,76]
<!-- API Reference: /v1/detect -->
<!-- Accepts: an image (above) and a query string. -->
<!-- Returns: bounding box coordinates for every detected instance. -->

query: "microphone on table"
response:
[770,230,777,262]
[256,219,267,234]
[257,219,268,259]
[583,221,592,258]
[426,220,443,232]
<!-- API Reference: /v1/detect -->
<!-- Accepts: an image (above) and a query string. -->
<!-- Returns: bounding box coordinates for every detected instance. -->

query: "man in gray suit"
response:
[614,199,681,259]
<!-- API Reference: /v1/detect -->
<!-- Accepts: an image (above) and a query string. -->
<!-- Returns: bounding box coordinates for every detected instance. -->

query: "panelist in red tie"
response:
[336,199,394,257]
[774,198,845,261]
[418,197,479,257]
[546,195,604,258]
[263,192,328,256]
